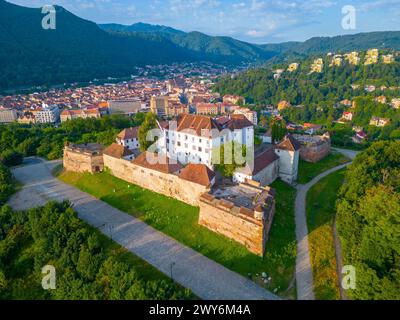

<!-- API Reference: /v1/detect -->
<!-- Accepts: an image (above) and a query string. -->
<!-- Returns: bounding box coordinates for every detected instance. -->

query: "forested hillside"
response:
[336,141,400,299]
[214,51,400,141]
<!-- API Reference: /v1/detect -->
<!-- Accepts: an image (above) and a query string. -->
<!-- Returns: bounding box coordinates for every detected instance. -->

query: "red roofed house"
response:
[179,164,216,187]
[274,135,301,184]
[159,114,254,168]
[116,127,140,151]
[233,148,279,186]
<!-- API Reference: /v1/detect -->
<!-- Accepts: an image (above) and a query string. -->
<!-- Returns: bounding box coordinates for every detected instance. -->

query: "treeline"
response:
[0,114,145,166]
[0,201,192,300]
[336,141,400,299]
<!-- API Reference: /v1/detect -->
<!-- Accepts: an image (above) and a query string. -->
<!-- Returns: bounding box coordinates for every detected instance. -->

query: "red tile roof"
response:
[179,164,216,187]
[236,149,279,176]
[277,135,302,151]
[133,152,182,174]
[103,143,133,159]
[117,127,139,140]
[175,114,221,135]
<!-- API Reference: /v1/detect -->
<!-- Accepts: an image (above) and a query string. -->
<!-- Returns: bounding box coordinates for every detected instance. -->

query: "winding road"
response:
[295,148,358,300]
[8,158,279,301]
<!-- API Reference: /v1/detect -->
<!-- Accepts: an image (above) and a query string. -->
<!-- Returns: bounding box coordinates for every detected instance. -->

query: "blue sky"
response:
[9,0,400,43]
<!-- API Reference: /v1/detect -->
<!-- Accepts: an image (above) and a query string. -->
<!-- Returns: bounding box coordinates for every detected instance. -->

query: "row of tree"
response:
[0,113,147,166]
[336,141,400,299]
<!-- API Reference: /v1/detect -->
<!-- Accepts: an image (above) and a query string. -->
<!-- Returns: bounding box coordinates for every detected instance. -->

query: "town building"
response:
[150,95,169,116]
[60,108,102,122]
[196,103,225,115]
[391,98,400,109]
[365,49,379,65]
[341,111,354,122]
[277,100,291,111]
[330,55,343,67]
[0,108,18,123]
[35,106,61,124]
[109,98,141,115]
[160,114,254,168]
[223,95,245,105]
[375,96,387,104]
[310,58,324,73]
[233,108,258,126]
[370,117,390,127]
[344,52,361,65]
[382,54,395,64]
[116,127,140,150]
[287,63,299,72]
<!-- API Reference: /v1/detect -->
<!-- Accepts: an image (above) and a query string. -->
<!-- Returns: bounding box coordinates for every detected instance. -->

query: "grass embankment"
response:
[306,169,346,300]
[58,170,297,299]
[298,152,350,184]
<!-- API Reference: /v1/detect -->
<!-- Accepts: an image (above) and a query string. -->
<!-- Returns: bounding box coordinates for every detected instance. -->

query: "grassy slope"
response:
[59,170,297,299]
[298,152,350,184]
[306,169,346,300]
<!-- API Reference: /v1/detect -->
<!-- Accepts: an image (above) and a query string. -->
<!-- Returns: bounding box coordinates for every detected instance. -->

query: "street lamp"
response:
[170,262,176,280]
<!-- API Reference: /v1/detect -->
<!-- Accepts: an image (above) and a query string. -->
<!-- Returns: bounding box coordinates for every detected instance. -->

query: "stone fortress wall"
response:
[63,145,275,256]
[103,154,209,206]
[294,133,331,163]
[63,143,104,173]
[199,183,276,256]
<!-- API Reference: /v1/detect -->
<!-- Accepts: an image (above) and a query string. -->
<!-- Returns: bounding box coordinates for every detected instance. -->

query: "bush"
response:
[0,150,23,167]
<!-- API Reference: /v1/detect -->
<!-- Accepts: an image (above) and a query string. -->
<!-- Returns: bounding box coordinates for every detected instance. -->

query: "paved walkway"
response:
[8,159,279,301]
[295,162,352,300]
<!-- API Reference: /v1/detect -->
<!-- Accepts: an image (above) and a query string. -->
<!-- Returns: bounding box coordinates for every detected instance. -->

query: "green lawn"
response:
[298,152,350,184]
[58,170,297,299]
[306,169,346,300]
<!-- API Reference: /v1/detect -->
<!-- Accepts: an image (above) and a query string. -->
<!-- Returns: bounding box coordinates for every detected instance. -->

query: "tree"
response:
[0,150,23,167]
[336,141,400,299]
[138,112,158,152]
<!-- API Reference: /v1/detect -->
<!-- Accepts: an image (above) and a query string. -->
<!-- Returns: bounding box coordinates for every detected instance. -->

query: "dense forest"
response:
[214,52,400,142]
[0,163,14,206]
[336,141,400,299]
[0,114,145,166]
[2,0,400,91]
[0,201,192,299]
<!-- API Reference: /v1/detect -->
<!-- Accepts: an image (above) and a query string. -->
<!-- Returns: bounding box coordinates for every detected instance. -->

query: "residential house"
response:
[116,127,140,151]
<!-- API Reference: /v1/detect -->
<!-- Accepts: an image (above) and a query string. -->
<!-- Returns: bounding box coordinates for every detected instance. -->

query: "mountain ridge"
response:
[1,0,400,91]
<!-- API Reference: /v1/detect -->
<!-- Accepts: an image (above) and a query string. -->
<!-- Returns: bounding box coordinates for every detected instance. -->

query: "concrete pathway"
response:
[295,162,352,300]
[295,148,360,300]
[8,159,279,301]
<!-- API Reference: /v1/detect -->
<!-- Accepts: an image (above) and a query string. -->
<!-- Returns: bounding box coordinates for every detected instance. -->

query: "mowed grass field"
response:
[58,169,297,299]
[298,152,350,184]
[306,168,346,300]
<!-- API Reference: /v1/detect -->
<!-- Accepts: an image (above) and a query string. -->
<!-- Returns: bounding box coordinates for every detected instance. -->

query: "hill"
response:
[0,1,275,91]
[0,0,400,91]
[99,24,277,63]
[99,22,186,35]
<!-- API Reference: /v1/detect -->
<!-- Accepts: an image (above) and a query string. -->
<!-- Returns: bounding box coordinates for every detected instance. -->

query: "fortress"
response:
[64,142,275,256]
[293,133,331,163]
